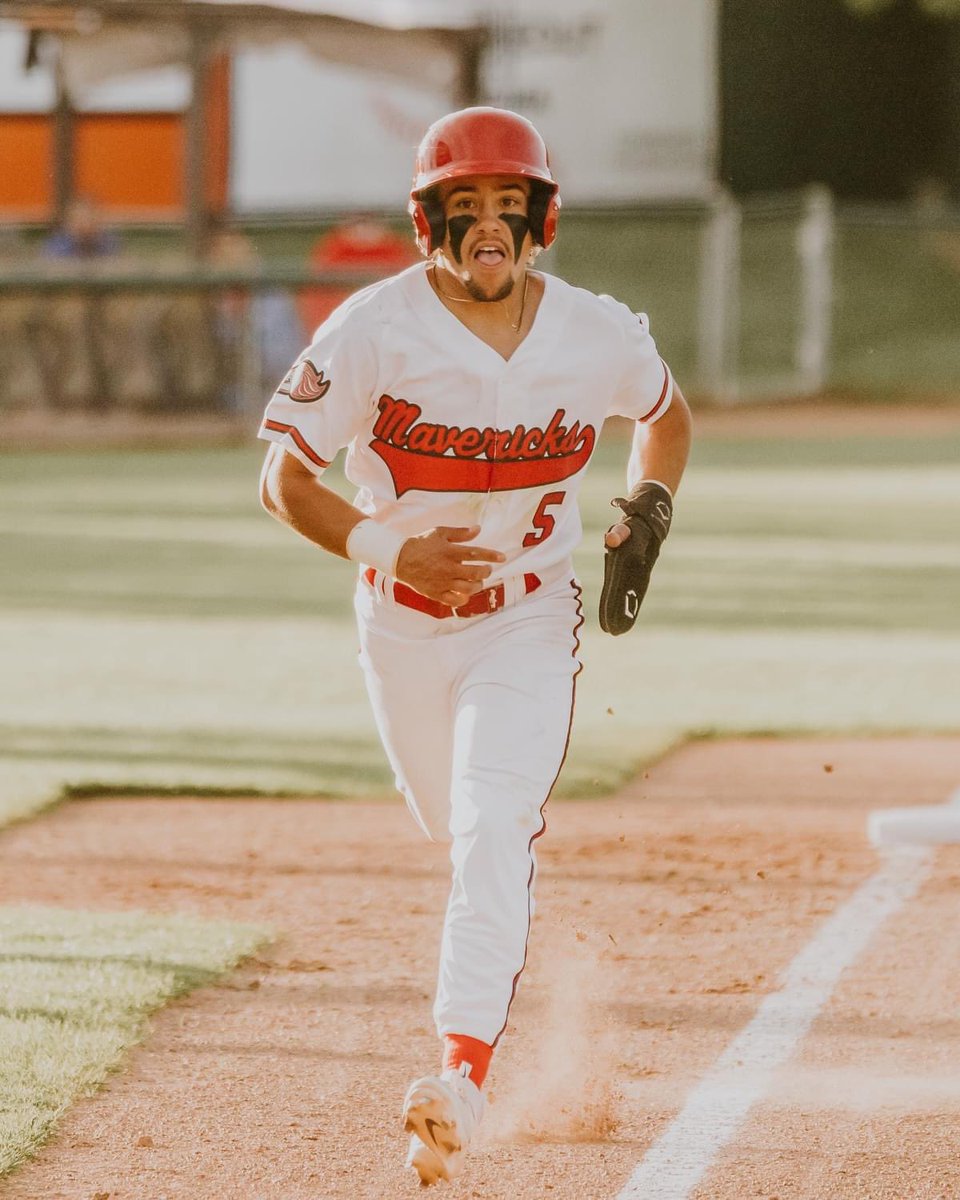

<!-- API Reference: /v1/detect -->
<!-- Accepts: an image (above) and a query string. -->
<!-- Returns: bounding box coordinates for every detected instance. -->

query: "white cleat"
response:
[402,1063,484,1187]
[405,1131,448,1188]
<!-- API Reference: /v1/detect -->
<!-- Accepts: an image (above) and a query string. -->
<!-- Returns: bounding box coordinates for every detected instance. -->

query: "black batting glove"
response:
[598,481,673,636]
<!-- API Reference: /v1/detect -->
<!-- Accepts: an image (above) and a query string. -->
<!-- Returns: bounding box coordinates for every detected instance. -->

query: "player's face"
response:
[436,175,535,302]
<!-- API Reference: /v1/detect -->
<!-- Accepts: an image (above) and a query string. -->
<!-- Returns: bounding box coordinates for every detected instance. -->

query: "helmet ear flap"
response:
[528,183,560,249]
[540,193,560,249]
[408,190,447,256]
[408,198,433,256]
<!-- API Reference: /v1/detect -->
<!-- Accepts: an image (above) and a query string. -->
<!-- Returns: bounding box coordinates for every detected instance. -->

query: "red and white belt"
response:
[363,566,542,620]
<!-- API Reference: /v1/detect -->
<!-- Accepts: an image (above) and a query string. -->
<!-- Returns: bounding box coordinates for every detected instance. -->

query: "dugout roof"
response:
[0,1,484,246]
[0,1,482,95]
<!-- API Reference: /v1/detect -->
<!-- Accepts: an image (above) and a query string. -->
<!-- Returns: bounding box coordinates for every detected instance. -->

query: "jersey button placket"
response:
[474,375,500,529]
[485,376,508,555]
[455,376,501,625]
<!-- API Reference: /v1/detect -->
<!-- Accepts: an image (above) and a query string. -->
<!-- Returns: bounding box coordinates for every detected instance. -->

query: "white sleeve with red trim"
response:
[601,299,674,425]
[257,308,378,476]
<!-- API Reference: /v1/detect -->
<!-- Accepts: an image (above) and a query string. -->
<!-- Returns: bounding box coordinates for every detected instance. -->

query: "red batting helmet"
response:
[408,107,560,256]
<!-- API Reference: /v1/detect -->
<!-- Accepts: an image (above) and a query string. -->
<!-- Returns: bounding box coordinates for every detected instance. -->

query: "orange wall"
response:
[74,114,184,211]
[0,53,231,219]
[0,115,53,217]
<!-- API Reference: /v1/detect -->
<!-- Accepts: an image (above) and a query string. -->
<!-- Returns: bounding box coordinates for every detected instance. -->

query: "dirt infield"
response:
[1,736,959,1200]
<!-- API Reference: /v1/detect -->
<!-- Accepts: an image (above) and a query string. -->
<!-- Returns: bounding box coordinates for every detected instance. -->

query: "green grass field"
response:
[1,423,958,827]
[0,906,267,1174]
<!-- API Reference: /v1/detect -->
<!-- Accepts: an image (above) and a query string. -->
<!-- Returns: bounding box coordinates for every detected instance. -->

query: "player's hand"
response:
[395,526,506,606]
[604,522,632,549]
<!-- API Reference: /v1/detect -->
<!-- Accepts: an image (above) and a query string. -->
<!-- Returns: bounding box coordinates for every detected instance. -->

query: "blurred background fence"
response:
[0,261,383,417]
[3,187,959,418]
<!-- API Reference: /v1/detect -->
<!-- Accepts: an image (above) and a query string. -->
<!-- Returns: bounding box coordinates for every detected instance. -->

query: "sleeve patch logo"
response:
[277,359,331,403]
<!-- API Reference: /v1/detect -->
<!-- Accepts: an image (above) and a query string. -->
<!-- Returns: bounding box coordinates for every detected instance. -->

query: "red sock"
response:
[443,1034,493,1089]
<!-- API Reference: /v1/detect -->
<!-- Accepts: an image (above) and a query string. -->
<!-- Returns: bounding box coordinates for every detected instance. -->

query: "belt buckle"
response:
[487,583,506,613]
[451,582,502,620]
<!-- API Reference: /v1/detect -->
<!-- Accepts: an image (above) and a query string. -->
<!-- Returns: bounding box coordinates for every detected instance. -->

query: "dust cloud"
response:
[485,917,623,1145]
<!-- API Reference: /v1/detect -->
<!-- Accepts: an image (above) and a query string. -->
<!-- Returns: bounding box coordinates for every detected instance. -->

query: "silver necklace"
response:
[432,266,529,333]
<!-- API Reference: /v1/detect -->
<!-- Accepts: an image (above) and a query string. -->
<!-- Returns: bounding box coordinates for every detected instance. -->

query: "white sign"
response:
[232,46,446,210]
[482,0,717,202]
[0,20,189,112]
[0,22,53,110]
[231,0,717,211]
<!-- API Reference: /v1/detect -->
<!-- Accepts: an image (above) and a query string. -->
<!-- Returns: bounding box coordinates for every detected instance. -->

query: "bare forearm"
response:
[627,386,693,495]
[259,446,505,605]
[260,450,363,558]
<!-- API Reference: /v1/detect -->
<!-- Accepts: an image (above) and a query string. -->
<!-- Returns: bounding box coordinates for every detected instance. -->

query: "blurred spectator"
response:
[0,225,30,265]
[207,228,305,413]
[0,227,44,410]
[43,196,121,260]
[298,215,416,336]
[36,197,119,409]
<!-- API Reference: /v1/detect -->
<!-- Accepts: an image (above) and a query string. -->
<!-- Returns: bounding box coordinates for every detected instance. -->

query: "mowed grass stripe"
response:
[0,905,269,1175]
[0,429,957,825]
[675,536,960,568]
[2,621,959,831]
[6,510,960,569]
[3,438,959,626]
[5,548,958,628]
[0,514,282,547]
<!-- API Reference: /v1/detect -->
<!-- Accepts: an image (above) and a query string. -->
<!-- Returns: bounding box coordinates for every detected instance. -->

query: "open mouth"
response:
[473,244,507,268]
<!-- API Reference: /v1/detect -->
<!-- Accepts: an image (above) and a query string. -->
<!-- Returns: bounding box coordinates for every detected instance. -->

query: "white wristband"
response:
[345,519,406,578]
[643,478,674,500]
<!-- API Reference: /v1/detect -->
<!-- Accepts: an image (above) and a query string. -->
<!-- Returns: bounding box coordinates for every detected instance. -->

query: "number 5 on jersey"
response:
[522,491,566,547]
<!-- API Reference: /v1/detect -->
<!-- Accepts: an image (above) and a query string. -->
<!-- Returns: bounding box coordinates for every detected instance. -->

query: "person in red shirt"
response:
[298,216,416,337]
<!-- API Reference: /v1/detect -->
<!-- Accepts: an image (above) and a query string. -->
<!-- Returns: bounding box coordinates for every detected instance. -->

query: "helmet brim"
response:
[411,160,558,199]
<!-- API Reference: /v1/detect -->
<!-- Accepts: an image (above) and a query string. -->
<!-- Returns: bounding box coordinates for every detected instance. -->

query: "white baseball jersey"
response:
[257,260,673,580]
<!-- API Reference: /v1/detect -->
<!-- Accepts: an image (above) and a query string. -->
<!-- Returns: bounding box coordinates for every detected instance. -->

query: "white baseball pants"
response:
[355,569,583,1047]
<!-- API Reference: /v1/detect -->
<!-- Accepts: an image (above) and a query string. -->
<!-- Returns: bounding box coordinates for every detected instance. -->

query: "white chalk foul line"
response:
[615,846,933,1200]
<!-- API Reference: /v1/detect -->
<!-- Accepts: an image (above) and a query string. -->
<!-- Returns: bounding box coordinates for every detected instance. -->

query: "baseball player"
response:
[258,107,692,1186]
